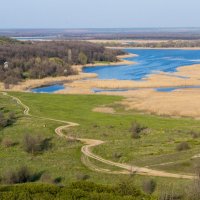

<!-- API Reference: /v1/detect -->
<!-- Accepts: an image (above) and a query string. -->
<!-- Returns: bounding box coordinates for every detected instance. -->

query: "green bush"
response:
[1,137,16,148]
[1,166,41,184]
[76,173,90,181]
[130,121,147,139]
[176,142,190,151]
[0,111,16,128]
[0,181,155,200]
[23,134,52,155]
[142,179,157,195]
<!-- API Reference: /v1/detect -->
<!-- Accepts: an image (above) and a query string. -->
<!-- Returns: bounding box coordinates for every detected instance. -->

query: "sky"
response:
[1,0,200,29]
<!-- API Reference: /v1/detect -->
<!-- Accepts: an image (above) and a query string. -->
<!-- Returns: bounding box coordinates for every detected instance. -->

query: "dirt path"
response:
[2,92,195,179]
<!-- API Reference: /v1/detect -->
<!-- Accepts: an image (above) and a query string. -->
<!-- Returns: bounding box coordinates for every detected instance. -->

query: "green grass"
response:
[0,92,199,190]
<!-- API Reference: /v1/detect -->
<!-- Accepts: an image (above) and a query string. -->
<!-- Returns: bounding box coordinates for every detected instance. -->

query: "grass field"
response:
[1,91,200,193]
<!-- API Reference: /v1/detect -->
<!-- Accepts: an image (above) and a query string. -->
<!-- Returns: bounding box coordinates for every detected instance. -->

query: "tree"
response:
[0,40,122,84]
[68,49,72,64]
[130,121,146,139]
[78,52,88,65]
[142,179,157,194]
[23,134,43,155]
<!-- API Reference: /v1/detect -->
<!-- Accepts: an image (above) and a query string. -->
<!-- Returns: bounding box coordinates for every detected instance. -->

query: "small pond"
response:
[31,84,65,93]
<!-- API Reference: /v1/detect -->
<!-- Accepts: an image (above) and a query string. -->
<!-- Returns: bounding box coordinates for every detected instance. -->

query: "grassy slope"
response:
[1,92,199,191]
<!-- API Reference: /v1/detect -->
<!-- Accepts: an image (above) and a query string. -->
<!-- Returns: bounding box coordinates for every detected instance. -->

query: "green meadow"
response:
[1,91,200,193]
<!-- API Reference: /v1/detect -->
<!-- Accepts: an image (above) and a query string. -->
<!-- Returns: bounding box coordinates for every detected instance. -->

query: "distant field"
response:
[1,92,199,192]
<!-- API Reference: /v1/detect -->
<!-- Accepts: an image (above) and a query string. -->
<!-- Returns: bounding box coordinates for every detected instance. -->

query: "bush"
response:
[176,142,190,151]
[0,181,154,200]
[76,173,90,181]
[1,138,16,148]
[113,152,123,159]
[2,170,18,184]
[0,112,8,128]
[0,111,16,128]
[190,130,200,139]
[142,179,157,194]
[117,178,144,197]
[130,121,146,139]
[40,173,55,184]
[23,134,42,154]
[2,166,32,184]
[23,134,52,155]
[6,112,16,126]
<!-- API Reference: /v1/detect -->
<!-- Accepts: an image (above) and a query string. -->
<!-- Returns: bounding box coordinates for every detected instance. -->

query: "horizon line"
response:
[1,27,200,30]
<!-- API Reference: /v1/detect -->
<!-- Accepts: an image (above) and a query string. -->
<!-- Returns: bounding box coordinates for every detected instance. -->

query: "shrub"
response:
[40,173,55,184]
[23,134,51,155]
[130,121,146,139]
[2,170,18,184]
[176,142,190,151]
[0,112,7,128]
[142,179,157,194]
[17,166,32,183]
[6,112,16,126]
[113,152,123,159]
[76,173,90,181]
[23,134,42,154]
[1,137,16,148]
[0,111,16,128]
[117,178,143,197]
[0,181,154,200]
[2,166,31,184]
[190,130,200,139]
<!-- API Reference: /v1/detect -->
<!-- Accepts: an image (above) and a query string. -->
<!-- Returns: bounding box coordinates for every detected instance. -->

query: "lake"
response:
[83,49,200,80]
[31,84,65,93]
[32,49,200,93]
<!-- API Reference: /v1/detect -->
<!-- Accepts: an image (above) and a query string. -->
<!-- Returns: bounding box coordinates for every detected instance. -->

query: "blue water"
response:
[83,49,200,80]
[156,85,200,92]
[92,88,129,93]
[31,84,65,93]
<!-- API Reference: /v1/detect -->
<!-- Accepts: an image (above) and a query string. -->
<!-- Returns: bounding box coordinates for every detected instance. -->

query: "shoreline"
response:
[72,53,137,73]
[3,50,200,92]
[0,53,136,92]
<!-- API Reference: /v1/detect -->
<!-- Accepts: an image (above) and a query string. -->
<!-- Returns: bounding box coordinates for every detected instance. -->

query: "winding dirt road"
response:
[2,92,195,179]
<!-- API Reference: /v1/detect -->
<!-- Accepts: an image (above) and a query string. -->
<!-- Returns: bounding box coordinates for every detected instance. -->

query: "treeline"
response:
[104,40,200,48]
[0,36,20,45]
[88,33,200,40]
[0,38,123,85]
[128,40,200,48]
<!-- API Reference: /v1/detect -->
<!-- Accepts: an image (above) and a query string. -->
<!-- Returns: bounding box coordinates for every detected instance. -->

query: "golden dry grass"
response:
[92,106,116,114]
[2,73,97,91]
[120,88,200,118]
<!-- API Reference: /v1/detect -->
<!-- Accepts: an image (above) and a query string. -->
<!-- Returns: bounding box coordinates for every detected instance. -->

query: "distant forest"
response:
[0,37,123,85]
[2,28,200,40]
[105,40,200,48]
